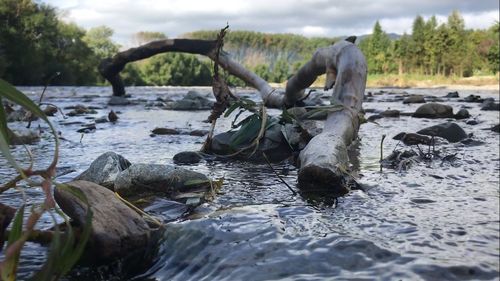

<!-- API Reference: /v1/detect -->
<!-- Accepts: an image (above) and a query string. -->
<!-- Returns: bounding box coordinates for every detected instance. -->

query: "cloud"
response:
[44,0,499,45]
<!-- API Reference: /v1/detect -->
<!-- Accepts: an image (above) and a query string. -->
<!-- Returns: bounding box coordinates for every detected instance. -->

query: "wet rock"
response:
[77,124,96,133]
[170,90,213,110]
[465,119,479,125]
[189,130,208,136]
[9,128,40,145]
[445,91,459,98]
[108,96,130,106]
[480,98,500,111]
[152,128,179,135]
[460,138,485,146]
[114,164,209,200]
[94,116,108,124]
[0,203,16,248]
[143,198,189,222]
[462,94,482,103]
[367,114,383,122]
[43,105,58,116]
[67,105,97,116]
[380,109,400,117]
[7,108,37,122]
[108,110,118,122]
[412,103,454,119]
[173,151,203,165]
[454,108,470,120]
[75,152,131,189]
[417,122,467,143]
[489,124,499,133]
[393,132,433,146]
[403,95,426,104]
[54,180,151,261]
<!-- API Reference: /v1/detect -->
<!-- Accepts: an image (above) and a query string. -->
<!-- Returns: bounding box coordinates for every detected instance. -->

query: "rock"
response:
[286,107,308,119]
[173,151,203,165]
[189,130,208,136]
[417,122,468,143]
[152,128,179,135]
[392,132,433,145]
[170,90,213,110]
[466,119,479,125]
[454,108,470,120]
[108,96,130,106]
[0,203,16,249]
[77,124,96,133]
[480,98,500,111]
[462,95,482,103]
[94,116,108,124]
[114,164,210,201]
[490,124,499,133]
[445,91,459,98]
[54,180,151,261]
[412,103,454,119]
[43,105,58,116]
[143,198,189,222]
[75,152,131,189]
[9,128,40,145]
[367,114,383,122]
[67,105,97,116]
[7,108,37,122]
[108,110,118,122]
[380,109,400,117]
[403,95,426,104]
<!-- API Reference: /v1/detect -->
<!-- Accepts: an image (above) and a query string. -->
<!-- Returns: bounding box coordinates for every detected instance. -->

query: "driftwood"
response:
[289,40,367,195]
[99,39,283,107]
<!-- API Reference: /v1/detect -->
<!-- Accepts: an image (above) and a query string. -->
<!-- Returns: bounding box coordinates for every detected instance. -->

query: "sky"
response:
[43,0,499,46]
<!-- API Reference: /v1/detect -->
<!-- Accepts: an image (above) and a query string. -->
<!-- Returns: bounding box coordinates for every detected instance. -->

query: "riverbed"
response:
[1,86,499,280]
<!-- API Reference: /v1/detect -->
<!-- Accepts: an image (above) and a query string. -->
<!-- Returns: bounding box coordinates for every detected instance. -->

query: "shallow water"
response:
[1,86,499,280]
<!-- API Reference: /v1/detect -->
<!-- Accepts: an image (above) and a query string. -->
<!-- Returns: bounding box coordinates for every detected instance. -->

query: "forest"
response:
[0,0,498,87]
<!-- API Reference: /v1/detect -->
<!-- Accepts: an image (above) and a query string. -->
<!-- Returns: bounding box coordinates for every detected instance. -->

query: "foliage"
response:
[0,79,92,280]
[83,26,120,60]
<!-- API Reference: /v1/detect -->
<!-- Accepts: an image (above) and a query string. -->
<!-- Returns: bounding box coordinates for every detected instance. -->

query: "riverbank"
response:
[366,74,500,90]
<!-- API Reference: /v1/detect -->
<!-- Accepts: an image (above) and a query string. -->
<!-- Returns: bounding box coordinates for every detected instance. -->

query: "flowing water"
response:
[1,86,499,281]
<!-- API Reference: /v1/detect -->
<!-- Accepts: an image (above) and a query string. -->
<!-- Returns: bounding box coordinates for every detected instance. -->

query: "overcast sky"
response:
[43,0,499,46]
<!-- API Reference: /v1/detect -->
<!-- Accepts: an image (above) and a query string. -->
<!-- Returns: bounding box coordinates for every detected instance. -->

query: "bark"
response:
[99,39,282,107]
[287,40,367,195]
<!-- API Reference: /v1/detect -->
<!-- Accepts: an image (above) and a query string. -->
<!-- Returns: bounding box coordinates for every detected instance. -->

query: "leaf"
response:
[183,179,211,186]
[224,102,240,118]
[229,114,261,147]
[1,205,25,281]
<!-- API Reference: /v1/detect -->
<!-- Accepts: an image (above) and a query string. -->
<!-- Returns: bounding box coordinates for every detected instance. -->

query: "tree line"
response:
[1,0,498,87]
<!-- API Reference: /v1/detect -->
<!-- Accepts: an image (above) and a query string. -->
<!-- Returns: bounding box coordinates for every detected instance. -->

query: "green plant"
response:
[0,79,92,280]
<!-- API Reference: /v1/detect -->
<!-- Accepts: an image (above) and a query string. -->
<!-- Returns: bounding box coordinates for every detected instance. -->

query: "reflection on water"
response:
[1,86,499,280]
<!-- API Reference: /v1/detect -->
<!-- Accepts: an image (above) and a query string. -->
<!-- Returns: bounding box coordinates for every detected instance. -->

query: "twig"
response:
[262,152,297,196]
[114,192,162,227]
[380,134,386,172]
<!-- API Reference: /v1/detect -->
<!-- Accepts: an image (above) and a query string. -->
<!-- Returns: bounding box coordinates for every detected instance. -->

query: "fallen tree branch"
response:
[99,38,283,107]
[288,39,367,195]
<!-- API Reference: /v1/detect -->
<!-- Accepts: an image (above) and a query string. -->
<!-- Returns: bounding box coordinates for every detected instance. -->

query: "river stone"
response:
[403,95,426,104]
[413,103,454,118]
[445,91,459,98]
[480,98,500,111]
[54,180,151,261]
[454,108,470,120]
[173,151,203,165]
[417,122,467,143]
[380,109,400,117]
[9,128,40,145]
[75,152,131,189]
[151,128,179,135]
[114,164,209,197]
[43,105,58,116]
[170,90,213,110]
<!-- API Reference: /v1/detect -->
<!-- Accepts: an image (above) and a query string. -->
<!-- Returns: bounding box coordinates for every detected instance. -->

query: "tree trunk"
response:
[99,39,284,107]
[285,41,367,195]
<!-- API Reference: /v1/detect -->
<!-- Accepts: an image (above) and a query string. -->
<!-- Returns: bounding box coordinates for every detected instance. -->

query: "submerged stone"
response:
[417,122,467,143]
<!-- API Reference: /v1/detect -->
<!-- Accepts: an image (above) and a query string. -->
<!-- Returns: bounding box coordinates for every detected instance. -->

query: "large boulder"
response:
[403,95,426,104]
[412,103,454,118]
[417,122,468,143]
[169,91,214,110]
[75,152,131,189]
[54,180,151,262]
[114,164,210,202]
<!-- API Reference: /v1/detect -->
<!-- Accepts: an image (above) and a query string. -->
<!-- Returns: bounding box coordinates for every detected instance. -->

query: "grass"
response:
[366,73,499,88]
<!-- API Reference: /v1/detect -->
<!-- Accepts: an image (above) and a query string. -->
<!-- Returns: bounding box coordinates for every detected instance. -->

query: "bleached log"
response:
[289,40,367,195]
[98,39,283,107]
